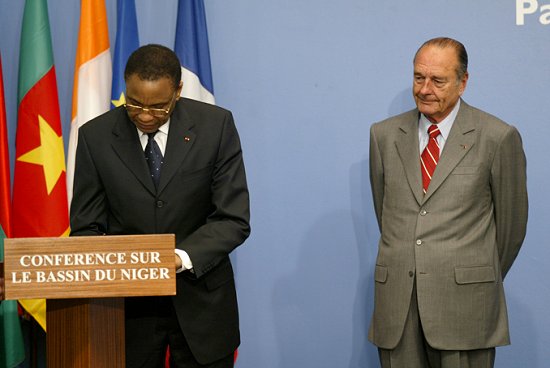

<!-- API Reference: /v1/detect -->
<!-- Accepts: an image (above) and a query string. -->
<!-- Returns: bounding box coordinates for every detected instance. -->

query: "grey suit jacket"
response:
[368,100,528,350]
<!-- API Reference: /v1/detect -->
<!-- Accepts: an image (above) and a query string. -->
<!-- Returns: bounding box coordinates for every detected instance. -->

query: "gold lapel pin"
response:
[184,136,191,142]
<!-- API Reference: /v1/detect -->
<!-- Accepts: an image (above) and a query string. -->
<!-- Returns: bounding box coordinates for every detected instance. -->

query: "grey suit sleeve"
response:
[369,124,384,232]
[491,125,528,279]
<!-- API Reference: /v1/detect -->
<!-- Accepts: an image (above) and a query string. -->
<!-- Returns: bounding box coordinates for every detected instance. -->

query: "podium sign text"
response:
[3,234,176,300]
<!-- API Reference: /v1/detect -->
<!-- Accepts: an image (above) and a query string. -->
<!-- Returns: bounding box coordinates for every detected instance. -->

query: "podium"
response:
[2,234,176,368]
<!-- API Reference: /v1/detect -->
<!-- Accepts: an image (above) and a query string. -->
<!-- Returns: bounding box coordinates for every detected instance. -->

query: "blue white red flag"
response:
[175,0,215,104]
[111,0,140,108]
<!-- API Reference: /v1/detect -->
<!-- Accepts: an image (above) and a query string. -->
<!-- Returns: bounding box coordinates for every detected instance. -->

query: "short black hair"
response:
[124,44,182,89]
[414,37,468,81]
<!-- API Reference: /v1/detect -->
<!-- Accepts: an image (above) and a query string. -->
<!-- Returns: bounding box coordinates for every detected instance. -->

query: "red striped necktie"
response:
[420,124,441,194]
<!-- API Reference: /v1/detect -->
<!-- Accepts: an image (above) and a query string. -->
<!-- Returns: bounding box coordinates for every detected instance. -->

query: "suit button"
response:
[156,200,164,208]
[420,209,427,216]
[416,239,422,246]
[409,271,414,277]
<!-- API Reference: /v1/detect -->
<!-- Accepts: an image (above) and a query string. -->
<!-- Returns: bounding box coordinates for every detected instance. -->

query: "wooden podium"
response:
[2,234,176,368]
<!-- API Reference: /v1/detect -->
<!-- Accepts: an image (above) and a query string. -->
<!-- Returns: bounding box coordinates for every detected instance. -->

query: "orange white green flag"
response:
[66,0,112,204]
[12,0,70,331]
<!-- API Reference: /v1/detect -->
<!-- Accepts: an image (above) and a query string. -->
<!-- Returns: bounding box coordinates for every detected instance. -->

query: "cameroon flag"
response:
[12,0,70,331]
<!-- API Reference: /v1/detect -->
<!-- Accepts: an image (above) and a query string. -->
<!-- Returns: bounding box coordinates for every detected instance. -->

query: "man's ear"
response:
[176,80,183,99]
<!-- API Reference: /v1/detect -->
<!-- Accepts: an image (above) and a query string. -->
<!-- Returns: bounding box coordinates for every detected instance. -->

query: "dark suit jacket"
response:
[368,100,528,350]
[70,98,250,364]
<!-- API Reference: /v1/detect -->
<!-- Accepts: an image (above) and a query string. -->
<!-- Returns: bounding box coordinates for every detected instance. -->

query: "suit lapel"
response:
[395,111,424,206]
[422,101,476,202]
[158,102,196,194]
[111,111,156,194]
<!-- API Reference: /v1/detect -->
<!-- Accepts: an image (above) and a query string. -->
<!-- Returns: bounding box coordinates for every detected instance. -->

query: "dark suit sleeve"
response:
[181,111,250,278]
[491,125,528,279]
[69,128,109,236]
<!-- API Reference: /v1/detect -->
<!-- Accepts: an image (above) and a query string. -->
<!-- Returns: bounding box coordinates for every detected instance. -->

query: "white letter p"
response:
[516,0,538,25]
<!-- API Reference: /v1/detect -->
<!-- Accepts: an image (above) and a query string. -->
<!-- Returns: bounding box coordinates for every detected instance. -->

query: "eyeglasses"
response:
[124,93,177,118]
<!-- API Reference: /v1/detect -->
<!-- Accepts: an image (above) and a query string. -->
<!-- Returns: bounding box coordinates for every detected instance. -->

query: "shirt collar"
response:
[136,118,171,137]
[419,99,461,141]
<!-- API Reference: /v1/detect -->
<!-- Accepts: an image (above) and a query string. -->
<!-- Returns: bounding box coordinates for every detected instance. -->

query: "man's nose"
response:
[419,79,433,94]
[137,110,155,121]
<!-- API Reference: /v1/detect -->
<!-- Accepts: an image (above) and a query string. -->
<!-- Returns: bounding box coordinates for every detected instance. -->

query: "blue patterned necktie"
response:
[144,132,163,188]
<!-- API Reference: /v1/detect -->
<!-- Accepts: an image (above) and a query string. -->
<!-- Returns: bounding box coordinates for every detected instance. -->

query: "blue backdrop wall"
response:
[1,1,549,367]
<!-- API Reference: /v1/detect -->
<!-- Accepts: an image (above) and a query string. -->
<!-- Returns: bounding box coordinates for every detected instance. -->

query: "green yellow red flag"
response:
[12,0,70,331]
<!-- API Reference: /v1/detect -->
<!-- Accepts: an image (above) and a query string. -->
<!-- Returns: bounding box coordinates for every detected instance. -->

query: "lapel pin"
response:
[184,136,191,142]
[460,144,467,150]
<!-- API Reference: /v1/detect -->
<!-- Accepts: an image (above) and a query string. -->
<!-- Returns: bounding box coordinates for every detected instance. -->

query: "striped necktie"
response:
[420,124,441,194]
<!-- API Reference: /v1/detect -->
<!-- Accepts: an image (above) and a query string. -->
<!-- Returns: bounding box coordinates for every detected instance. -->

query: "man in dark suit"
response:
[368,37,528,368]
[70,44,250,368]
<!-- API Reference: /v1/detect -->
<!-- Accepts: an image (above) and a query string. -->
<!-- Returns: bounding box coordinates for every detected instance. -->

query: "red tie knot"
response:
[428,124,440,139]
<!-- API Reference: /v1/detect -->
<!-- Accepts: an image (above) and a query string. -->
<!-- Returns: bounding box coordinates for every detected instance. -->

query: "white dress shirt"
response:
[418,99,461,153]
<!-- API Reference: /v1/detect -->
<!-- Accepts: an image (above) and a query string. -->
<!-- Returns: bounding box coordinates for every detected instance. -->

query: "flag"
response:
[12,0,71,331]
[0,53,25,368]
[111,0,139,109]
[0,55,13,237]
[175,0,215,104]
[66,0,112,204]
[1,229,25,368]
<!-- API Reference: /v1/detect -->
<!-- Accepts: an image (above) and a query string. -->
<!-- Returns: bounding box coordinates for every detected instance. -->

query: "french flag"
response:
[111,0,139,109]
[175,0,215,104]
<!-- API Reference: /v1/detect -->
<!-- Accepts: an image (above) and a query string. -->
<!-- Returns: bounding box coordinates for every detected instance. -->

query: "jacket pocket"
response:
[455,265,495,284]
[204,258,234,291]
[451,165,479,175]
[181,165,214,183]
[374,265,388,283]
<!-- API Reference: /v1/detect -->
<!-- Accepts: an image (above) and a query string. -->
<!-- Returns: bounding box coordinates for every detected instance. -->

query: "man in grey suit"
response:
[368,37,528,368]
